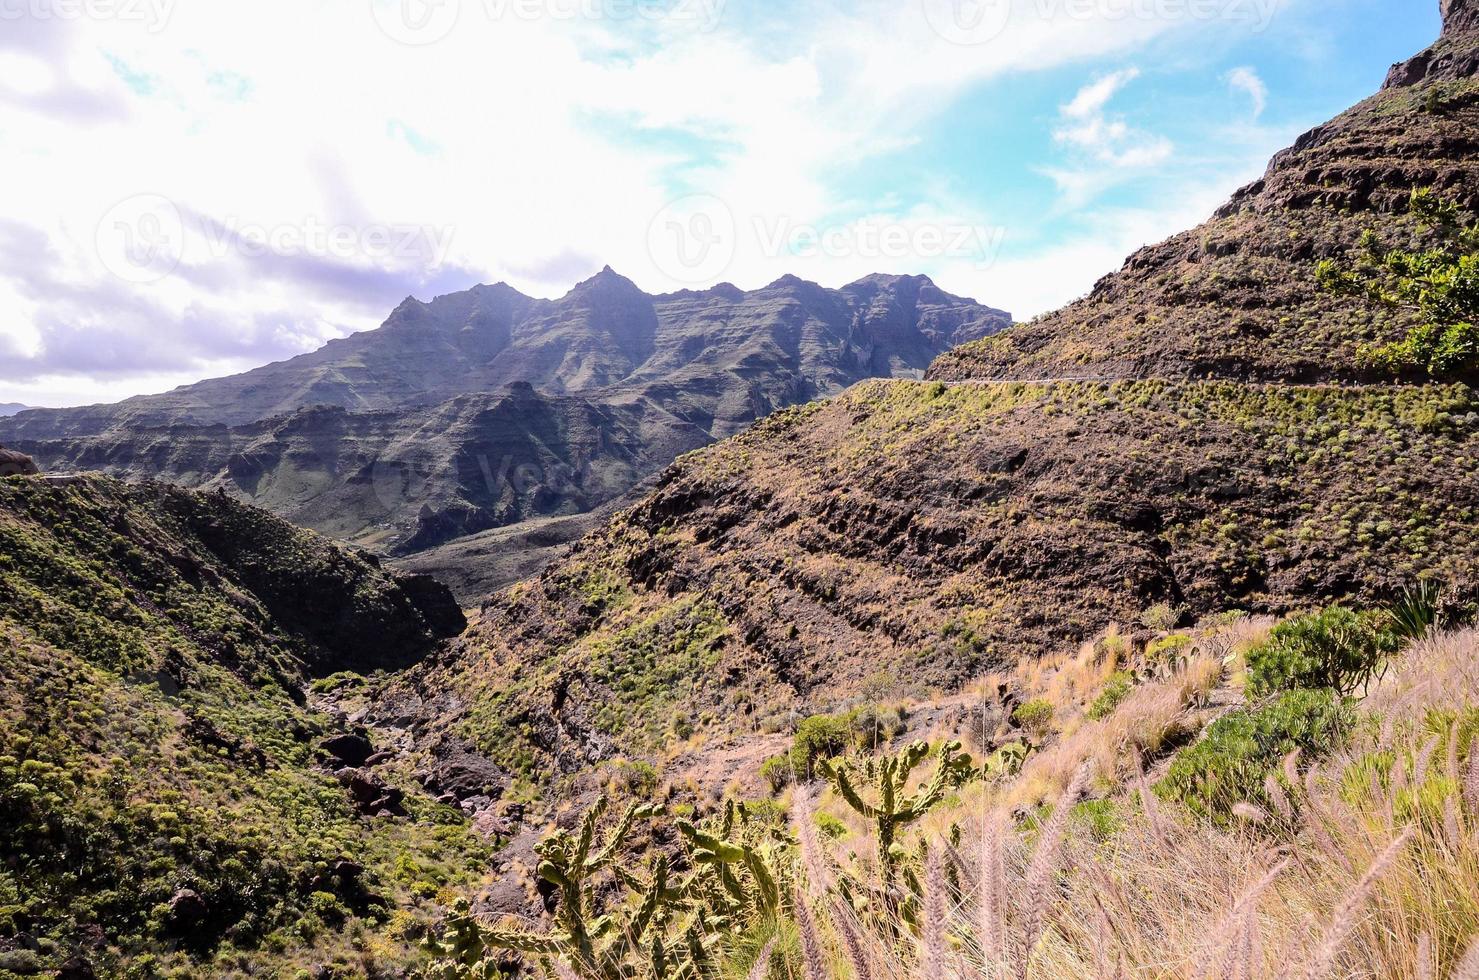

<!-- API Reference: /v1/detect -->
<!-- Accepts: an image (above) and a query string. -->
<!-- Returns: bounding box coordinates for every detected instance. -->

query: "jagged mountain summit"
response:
[0,271,1009,599]
[3,269,1006,434]
[380,2,1479,790]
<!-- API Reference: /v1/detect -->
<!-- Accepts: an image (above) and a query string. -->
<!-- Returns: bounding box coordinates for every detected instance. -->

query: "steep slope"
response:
[378,4,1479,790]
[928,11,1479,384]
[0,475,482,976]
[1,272,1008,595]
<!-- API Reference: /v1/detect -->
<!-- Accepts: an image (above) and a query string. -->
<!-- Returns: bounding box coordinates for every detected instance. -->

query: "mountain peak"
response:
[567,265,643,297]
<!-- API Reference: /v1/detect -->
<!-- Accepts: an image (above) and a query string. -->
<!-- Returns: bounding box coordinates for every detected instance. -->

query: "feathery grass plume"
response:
[1264,773,1294,824]
[922,844,948,980]
[792,784,834,893]
[1019,761,1091,980]
[1457,933,1479,980]
[1414,735,1440,788]
[746,938,777,980]
[829,898,873,980]
[1232,802,1269,825]
[1233,906,1262,980]
[1416,932,1433,980]
[1287,826,1415,980]
[793,882,830,980]
[975,809,1006,979]
[1446,795,1464,851]
[1193,857,1289,980]
[1091,902,1115,980]
[1448,721,1463,787]
[1299,770,1353,872]
[1466,737,1479,814]
[1131,752,1165,846]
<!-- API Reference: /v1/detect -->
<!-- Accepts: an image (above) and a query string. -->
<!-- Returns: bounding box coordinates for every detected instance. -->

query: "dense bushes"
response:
[1245,606,1397,696]
[1158,688,1353,821]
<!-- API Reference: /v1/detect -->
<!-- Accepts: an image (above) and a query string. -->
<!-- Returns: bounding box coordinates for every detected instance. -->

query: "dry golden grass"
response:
[789,627,1479,980]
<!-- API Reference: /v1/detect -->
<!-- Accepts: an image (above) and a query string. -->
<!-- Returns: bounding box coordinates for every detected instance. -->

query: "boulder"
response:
[166,888,209,929]
[0,446,38,478]
[321,733,375,768]
[339,768,405,817]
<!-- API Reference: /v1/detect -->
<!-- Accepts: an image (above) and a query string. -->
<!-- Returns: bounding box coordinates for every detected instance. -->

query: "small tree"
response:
[1245,607,1396,697]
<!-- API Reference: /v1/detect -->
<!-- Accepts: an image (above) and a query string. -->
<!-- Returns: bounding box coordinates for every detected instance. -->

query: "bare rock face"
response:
[1386,0,1479,88]
[1445,0,1478,35]
[0,446,38,477]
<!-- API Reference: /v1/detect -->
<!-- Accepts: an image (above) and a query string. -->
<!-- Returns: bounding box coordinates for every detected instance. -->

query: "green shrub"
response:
[1012,699,1054,737]
[814,812,848,840]
[1088,672,1134,721]
[790,714,851,779]
[758,755,792,794]
[1387,580,1442,641]
[1158,689,1352,821]
[1245,607,1396,697]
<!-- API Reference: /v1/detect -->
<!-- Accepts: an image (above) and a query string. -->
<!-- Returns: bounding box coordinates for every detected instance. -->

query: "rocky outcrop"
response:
[0,446,37,477]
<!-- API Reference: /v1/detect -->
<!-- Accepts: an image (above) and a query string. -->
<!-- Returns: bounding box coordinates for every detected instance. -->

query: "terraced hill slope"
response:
[378,3,1479,792]
[929,12,1479,384]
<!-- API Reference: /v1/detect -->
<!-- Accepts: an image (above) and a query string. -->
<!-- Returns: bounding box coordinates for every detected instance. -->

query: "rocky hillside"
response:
[0,475,488,976]
[378,3,1479,793]
[929,10,1479,384]
[0,272,1007,598]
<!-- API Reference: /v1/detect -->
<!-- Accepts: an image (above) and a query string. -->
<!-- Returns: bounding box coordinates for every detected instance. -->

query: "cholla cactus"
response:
[817,740,972,890]
[477,796,683,978]
[677,808,782,918]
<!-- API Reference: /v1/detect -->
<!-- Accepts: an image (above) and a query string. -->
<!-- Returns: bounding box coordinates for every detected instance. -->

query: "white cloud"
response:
[1226,66,1269,119]
[0,0,1296,405]
[1047,67,1174,208]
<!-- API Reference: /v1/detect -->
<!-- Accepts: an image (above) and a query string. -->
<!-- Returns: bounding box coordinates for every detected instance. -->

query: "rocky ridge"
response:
[1,272,1008,598]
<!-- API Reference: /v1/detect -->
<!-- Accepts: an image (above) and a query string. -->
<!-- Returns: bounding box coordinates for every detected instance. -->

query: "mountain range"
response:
[2,3,1478,976]
[0,270,1009,600]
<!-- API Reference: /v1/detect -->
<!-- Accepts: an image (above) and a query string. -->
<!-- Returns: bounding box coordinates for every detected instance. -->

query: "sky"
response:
[0,0,1443,407]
